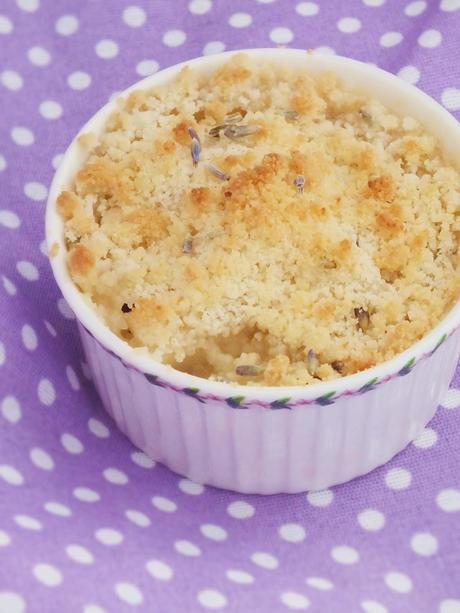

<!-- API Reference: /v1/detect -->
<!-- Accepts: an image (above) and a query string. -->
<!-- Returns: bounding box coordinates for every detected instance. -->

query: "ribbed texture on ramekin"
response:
[79,323,460,494]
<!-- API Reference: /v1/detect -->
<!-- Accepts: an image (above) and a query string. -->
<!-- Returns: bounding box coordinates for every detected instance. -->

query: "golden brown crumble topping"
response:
[59,54,460,385]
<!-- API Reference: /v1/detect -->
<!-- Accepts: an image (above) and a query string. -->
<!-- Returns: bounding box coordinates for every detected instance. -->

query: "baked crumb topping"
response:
[59,54,460,386]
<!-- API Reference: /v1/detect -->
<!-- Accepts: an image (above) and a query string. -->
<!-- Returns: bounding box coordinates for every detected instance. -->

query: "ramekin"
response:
[46,49,460,494]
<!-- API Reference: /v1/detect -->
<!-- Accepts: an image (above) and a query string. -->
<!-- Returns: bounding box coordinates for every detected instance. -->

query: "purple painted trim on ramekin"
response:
[81,323,456,410]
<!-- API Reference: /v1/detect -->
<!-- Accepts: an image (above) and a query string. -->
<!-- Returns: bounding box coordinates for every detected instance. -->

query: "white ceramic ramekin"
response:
[46,49,460,494]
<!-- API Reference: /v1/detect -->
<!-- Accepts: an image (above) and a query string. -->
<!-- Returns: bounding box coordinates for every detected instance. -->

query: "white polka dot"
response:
[279,523,306,543]
[57,297,75,319]
[55,14,79,36]
[21,324,37,351]
[227,500,255,519]
[202,41,225,55]
[251,552,279,570]
[441,88,460,111]
[331,545,359,564]
[17,0,39,11]
[24,181,48,201]
[83,605,106,613]
[305,577,334,591]
[0,15,13,34]
[64,366,80,392]
[357,508,385,531]
[52,153,63,170]
[280,592,310,610]
[61,433,84,454]
[0,154,6,171]
[197,589,227,610]
[228,12,252,28]
[88,418,110,438]
[175,539,201,556]
[307,489,333,507]
[380,31,403,47]
[0,593,25,613]
[361,600,388,613]
[410,531,438,556]
[37,378,55,405]
[39,239,48,257]
[440,0,460,10]
[413,427,438,449]
[44,501,72,517]
[103,467,128,484]
[0,465,24,486]
[11,126,34,146]
[135,60,159,77]
[362,0,385,5]
[44,320,57,336]
[95,528,124,546]
[30,447,54,470]
[2,276,17,295]
[73,487,100,503]
[27,46,51,66]
[0,210,20,229]
[397,65,420,84]
[270,27,294,44]
[0,342,4,367]
[152,496,177,512]
[226,569,254,584]
[384,571,412,593]
[85,604,106,613]
[66,544,94,564]
[178,478,204,495]
[95,39,119,59]
[39,100,62,120]
[146,559,173,581]
[440,599,460,613]
[131,451,155,468]
[125,509,150,527]
[162,29,186,47]
[1,395,21,423]
[296,2,319,16]
[200,523,228,542]
[337,17,361,33]
[0,530,11,546]
[436,488,460,512]
[114,582,143,606]
[418,29,442,48]
[385,467,412,490]
[122,5,146,27]
[86,599,105,612]
[33,563,62,587]
[67,71,91,90]
[1,70,23,91]
[189,0,212,14]
[405,0,427,15]
[14,514,42,530]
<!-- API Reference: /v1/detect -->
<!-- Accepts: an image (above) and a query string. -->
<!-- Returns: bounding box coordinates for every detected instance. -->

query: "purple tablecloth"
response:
[1,1,460,611]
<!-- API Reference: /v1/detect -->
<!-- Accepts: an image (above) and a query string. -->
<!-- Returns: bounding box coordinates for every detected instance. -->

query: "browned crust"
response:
[68,244,95,276]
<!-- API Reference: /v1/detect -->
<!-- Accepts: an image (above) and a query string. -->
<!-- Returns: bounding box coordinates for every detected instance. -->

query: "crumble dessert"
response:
[58,54,460,385]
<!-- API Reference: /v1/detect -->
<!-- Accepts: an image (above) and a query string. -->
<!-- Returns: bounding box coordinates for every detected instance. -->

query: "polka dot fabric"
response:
[1,0,460,611]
